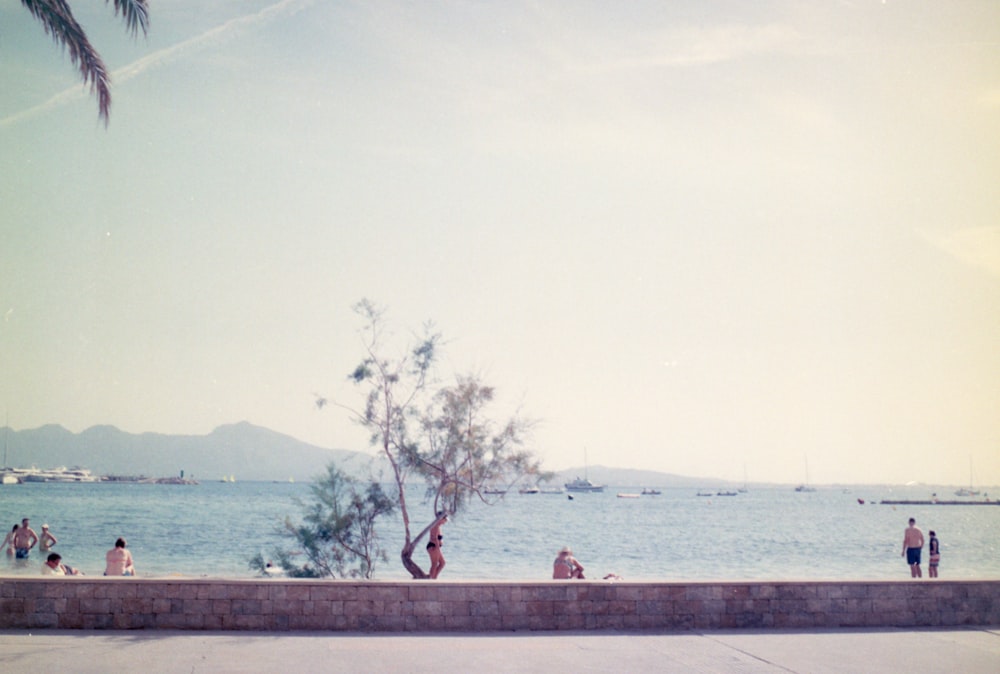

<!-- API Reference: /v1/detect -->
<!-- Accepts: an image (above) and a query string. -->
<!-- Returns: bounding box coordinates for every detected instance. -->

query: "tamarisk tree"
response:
[250,464,394,579]
[343,299,542,578]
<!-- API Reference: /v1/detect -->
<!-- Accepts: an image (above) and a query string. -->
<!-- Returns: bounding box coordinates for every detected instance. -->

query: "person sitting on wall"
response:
[41,552,82,576]
[105,537,136,576]
[552,546,585,579]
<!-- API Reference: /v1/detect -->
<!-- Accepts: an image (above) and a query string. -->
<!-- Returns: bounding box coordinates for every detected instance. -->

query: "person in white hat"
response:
[552,546,585,579]
[39,524,58,552]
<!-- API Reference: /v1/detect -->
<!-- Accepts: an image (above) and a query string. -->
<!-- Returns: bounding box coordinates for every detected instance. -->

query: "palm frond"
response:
[109,0,150,38]
[21,0,111,123]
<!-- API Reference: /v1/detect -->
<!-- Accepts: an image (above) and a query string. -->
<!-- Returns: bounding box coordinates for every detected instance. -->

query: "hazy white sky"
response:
[1,1,998,486]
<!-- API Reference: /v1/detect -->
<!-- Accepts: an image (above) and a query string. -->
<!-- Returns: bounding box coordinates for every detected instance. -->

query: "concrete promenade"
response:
[2,627,998,673]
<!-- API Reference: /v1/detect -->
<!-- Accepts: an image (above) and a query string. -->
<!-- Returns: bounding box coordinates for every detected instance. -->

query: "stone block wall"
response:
[0,579,996,632]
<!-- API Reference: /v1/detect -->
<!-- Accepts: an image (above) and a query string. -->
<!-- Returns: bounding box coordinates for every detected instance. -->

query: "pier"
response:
[879,500,999,506]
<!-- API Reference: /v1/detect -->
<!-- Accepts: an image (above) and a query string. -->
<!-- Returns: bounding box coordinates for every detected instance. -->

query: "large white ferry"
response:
[5,466,99,483]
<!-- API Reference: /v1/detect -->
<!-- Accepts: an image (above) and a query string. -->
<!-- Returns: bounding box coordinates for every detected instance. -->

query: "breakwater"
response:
[1,579,997,631]
[879,500,999,506]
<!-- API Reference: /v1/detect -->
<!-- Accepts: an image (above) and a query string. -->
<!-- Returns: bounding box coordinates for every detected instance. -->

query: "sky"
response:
[1,1,998,486]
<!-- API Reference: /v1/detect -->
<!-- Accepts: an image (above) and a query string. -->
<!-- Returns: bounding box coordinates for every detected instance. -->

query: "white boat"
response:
[795,456,816,492]
[564,477,605,493]
[517,486,539,495]
[616,492,640,499]
[955,457,980,497]
[19,466,99,483]
[564,448,605,492]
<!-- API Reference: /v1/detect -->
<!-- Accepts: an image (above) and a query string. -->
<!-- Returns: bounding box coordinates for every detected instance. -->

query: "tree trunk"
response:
[401,542,428,579]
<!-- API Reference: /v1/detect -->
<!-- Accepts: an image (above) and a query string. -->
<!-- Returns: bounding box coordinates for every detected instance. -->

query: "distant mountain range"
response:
[0,422,380,483]
[0,422,744,487]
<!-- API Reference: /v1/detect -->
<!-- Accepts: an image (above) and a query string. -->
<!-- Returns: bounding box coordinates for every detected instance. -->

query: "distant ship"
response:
[564,477,605,493]
[565,448,605,492]
[10,467,99,483]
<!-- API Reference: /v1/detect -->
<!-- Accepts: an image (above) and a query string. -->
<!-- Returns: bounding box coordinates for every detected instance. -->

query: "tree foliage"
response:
[18,0,150,124]
[340,299,542,578]
[250,464,394,579]
[419,376,539,516]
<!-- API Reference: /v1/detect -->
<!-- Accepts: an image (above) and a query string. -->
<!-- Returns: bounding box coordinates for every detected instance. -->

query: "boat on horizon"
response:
[795,455,816,492]
[565,447,605,492]
[641,487,661,495]
[564,477,606,493]
[955,457,980,497]
[10,466,99,483]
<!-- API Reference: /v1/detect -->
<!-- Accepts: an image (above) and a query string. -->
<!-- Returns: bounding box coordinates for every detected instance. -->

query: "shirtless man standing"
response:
[901,517,924,578]
[12,518,38,560]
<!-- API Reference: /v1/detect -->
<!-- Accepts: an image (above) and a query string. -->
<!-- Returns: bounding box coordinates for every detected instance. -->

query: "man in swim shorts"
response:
[12,518,38,560]
[901,517,924,578]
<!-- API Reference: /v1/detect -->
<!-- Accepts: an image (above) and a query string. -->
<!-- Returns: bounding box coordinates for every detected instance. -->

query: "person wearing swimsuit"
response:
[39,524,58,552]
[12,518,38,560]
[426,511,447,579]
[552,546,585,579]
[104,537,136,576]
[0,525,17,557]
[928,530,940,578]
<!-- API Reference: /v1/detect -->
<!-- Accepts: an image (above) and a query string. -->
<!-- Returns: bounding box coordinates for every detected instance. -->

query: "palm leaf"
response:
[20,0,150,124]
[110,0,150,38]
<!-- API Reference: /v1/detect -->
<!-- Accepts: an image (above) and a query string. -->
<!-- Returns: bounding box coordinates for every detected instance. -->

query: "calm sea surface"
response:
[1,481,998,581]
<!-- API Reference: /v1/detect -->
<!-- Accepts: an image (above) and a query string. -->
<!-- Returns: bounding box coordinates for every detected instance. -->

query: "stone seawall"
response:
[1,579,997,632]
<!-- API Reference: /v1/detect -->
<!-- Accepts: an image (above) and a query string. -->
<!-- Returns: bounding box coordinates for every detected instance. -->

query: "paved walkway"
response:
[2,627,998,673]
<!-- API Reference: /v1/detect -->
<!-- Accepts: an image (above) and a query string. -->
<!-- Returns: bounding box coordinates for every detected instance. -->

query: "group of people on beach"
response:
[0,517,136,577]
[902,517,941,578]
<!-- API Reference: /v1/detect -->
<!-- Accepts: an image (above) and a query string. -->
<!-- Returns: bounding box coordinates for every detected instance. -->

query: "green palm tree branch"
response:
[20,0,150,125]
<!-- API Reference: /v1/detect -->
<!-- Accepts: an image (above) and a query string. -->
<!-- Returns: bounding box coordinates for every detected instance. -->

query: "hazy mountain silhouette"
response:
[1,422,381,482]
[2,423,742,487]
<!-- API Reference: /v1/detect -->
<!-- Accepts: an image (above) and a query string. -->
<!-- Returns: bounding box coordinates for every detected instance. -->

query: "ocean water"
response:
[1,481,998,581]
